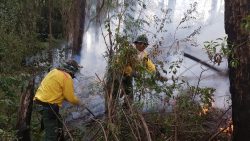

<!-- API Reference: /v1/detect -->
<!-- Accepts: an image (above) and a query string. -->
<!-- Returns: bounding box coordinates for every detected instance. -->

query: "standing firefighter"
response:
[122,34,156,106]
[34,60,84,141]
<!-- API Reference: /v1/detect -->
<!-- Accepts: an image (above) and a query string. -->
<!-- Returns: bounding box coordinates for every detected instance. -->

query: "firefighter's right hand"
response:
[78,101,86,107]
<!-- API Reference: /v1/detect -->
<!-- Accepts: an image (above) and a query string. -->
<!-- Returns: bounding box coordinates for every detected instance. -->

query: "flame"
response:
[199,107,209,116]
[202,107,209,114]
[220,119,233,135]
[220,124,233,134]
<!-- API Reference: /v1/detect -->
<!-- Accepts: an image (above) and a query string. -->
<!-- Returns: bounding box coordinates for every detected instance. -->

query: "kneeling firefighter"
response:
[34,60,85,141]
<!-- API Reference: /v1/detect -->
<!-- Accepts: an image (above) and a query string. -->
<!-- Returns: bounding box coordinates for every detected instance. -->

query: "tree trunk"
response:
[16,78,35,141]
[72,0,86,56]
[225,0,250,140]
[48,0,53,63]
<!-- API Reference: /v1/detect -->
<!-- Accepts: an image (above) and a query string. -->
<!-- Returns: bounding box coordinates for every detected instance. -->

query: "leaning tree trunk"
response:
[225,0,250,140]
[16,78,35,141]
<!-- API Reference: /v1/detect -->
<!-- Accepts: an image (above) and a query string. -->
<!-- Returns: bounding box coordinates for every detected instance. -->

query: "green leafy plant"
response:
[0,75,28,139]
[204,37,239,67]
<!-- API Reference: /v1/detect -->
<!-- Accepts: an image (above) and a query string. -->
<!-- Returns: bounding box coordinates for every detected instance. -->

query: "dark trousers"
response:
[35,100,64,141]
[42,105,64,141]
[122,76,133,106]
[113,76,133,108]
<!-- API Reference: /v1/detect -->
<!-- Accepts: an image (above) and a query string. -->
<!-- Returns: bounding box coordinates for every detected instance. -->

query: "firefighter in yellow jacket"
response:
[124,34,156,76]
[34,60,83,141]
[122,34,156,106]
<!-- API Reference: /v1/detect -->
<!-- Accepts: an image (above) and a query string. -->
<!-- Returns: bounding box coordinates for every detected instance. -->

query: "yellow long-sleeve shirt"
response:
[34,69,80,107]
[124,51,156,76]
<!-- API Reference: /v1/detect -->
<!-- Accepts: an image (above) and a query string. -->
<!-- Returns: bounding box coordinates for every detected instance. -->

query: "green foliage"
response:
[0,129,18,141]
[0,0,69,74]
[108,34,174,100]
[36,0,65,41]
[0,75,30,139]
[0,0,43,73]
[203,37,239,67]
[188,86,215,107]
[111,35,138,72]
[0,0,72,139]
[169,60,181,75]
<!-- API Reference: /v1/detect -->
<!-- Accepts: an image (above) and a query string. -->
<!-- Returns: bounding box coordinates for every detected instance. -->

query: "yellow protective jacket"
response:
[124,51,156,76]
[34,69,80,107]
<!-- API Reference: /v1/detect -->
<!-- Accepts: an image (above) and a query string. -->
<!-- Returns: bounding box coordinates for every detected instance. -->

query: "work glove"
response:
[131,71,139,77]
[132,71,140,78]
[143,56,149,64]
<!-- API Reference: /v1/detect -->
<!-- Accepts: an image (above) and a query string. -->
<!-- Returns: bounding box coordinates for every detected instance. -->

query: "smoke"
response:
[80,28,107,78]
[69,0,229,121]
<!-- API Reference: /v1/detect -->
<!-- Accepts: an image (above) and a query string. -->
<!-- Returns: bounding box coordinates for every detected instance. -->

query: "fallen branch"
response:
[208,125,229,141]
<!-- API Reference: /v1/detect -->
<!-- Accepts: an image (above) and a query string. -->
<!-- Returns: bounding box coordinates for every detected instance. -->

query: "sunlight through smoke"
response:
[80,28,106,78]
[86,31,91,52]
